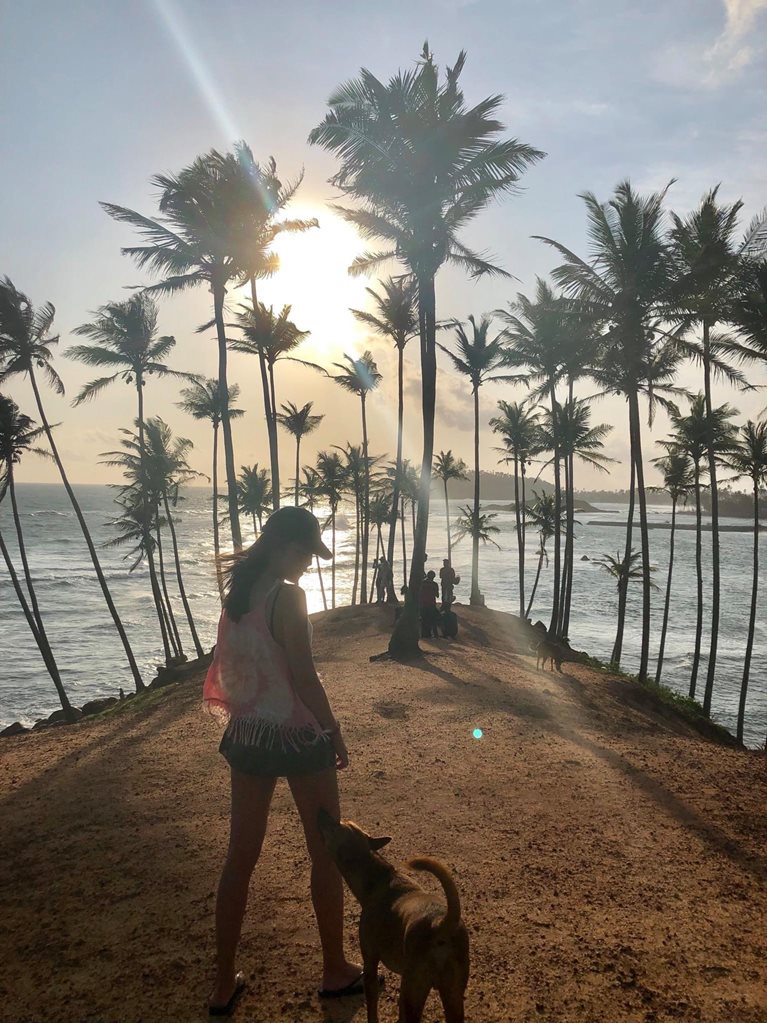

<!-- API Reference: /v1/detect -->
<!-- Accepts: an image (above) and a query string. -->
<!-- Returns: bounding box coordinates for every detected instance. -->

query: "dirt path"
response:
[1,604,765,1022]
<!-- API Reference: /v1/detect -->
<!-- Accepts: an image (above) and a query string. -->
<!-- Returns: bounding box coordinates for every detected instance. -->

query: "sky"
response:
[1,0,766,491]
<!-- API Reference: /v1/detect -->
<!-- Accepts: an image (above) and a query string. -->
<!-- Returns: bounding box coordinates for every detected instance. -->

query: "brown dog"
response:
[317,809,470,1023]
[536,635,586,672]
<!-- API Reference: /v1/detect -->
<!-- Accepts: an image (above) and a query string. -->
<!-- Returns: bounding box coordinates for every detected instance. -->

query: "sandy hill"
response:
[1,604,765,1023]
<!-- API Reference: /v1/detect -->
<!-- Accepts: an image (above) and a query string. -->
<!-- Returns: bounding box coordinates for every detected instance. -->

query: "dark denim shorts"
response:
[219,731,336,777]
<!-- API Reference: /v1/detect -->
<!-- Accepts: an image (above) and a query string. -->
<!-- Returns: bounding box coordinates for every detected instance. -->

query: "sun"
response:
[249,204,378,364]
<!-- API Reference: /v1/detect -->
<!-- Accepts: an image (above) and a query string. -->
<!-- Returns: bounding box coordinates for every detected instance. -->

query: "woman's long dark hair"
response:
[220,536,272,623]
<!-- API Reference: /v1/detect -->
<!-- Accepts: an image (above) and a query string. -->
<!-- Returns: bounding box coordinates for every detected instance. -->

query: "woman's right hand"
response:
[331,729,349,770]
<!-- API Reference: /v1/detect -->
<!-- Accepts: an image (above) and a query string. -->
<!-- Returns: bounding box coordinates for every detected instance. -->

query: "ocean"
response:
[1,483,765,748]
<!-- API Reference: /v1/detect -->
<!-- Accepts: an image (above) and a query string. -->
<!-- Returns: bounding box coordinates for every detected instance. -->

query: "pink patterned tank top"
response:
[203,582,324,751]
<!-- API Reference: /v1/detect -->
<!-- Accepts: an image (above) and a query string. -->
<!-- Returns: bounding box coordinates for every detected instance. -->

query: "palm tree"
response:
[314,450,348,608]
[650,451,694,686]
[211,144,317,505]
[351,276,418,597]
[453,506,501,557]
[497,280,569,634]
[176,378,244,599]
[230,301,312,507]
[439,314,520,605]
[237,465,273,538]
[0,395,75,718]
[368,489,392,602]
[143,417,205,658]
[659,395,738,699]
[297,466,330,610]
[544,398,615,638]
[432,451,469,569]
[337,443,367,605]
[596,549,659,663]
[276,401,324,505]
[329,351,382,603]
[0,277,145,691]
[310,43,544,657]
[726,421,767,743]
[102,152,248,547]
[536,181,674,682]
[490,401,542,618]
[525,492,563,619]
[667,187,752,715]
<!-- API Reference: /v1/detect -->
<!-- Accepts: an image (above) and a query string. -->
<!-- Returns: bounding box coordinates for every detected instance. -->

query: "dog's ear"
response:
[368,835,392,850]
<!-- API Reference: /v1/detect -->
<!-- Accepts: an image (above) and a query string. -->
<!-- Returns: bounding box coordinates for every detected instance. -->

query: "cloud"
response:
[653,0,767,88]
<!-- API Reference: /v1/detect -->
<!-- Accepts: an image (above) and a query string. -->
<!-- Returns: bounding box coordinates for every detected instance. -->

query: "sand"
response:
[1,603,765,1023]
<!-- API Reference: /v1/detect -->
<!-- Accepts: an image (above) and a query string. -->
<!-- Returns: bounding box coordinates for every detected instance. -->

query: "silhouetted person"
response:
[439,559,458,606]
[419,570,440,638]
[375,556,392,605]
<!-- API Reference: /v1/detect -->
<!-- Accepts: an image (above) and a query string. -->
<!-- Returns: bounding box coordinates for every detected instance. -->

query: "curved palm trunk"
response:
[549,384,562,637]
[250,277,280,512]
[385,343,405,603]
[689,466,704,700]
[400,495,407,586]
[0,518,73,717]
[316,554,328,611]
[443,479,452,565]
[520,462,528,618]
[526,540,546,619]
[351,490,361,605]
[213,285,242,548]
[163,491,204,657]
[360,394,370,604]
[267,360,281,505]
[28,366,144,691]
[655,496,678,686]
[737,479,759,744]
[390,274,436,657]
[470,386,482,605]
[212,422,224,602]
[561,447,576,639]
[512,453,523,617]
[155,520,183,658]
[9,470,50,639]
[702,322,720,715]
[611,455,635,667]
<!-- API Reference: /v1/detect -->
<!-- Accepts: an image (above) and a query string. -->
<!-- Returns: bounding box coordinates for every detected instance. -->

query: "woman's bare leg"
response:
[288,768,362,990]
[210,769,277,1006]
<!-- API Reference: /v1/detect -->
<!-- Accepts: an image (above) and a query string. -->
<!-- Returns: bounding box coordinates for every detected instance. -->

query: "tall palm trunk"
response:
[360,394,370,604]
[655,496,678,686]
[470,386,482,605]
[611,456,635,667]
[316,554,328,611]
[737,479,759,743]
[1,513,73,717]
[689,464,704,699]
[331,508,337,609]
[267,360,281,504]
[512,452,523,617]
[28,366,144,691]
[294,437,301,506]
[162,491,204,657]
[520,461,528,617]
[702,322,720,715]
[633,393,652,684]
[369,528,383,603]
[250,277,280,512]
[549,384,562,637]
[390,274,436,656]
[351,490,361,605]
[211,422,224,601]
[213,284,242,548]
[400,494,407,586]
[443,478,453,565]
[561,446,576,639]
[155,520,182,657]
[385,343,405,603]
[9,469,50,640]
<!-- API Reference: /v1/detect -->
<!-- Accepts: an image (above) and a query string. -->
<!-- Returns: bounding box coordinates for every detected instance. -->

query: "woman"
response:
[205,506,363,1016]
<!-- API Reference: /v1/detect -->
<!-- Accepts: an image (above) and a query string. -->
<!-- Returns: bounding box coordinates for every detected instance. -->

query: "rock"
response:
[1,721,29,737]
[581,554,590,561]
[81,697,118,717]
[47,707,83,724]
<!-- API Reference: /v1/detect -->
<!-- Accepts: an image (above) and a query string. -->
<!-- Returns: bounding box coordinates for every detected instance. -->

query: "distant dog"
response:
[317,810,470,1023]
[536,635,584,672]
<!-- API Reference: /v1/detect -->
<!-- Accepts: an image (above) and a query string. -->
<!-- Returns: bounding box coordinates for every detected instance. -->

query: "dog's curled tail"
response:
[408,857,461,935]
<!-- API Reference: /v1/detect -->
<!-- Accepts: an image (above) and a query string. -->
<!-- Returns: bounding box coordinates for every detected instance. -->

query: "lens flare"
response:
[472,728,483,740]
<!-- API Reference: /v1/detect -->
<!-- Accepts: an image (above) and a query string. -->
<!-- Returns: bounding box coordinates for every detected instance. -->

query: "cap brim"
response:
[314,540,333,560]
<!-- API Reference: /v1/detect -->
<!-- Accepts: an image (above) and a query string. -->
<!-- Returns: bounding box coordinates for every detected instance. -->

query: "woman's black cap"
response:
[261,506,332,559]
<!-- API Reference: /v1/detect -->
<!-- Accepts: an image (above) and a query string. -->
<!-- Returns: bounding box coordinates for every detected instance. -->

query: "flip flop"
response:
[318,971,384,999]
[209,972,246,1017]
[318,972,364,999]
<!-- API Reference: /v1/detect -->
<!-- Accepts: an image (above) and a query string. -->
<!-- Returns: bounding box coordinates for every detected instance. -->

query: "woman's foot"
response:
[208,972,246,1015]
[321,960,364,993]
